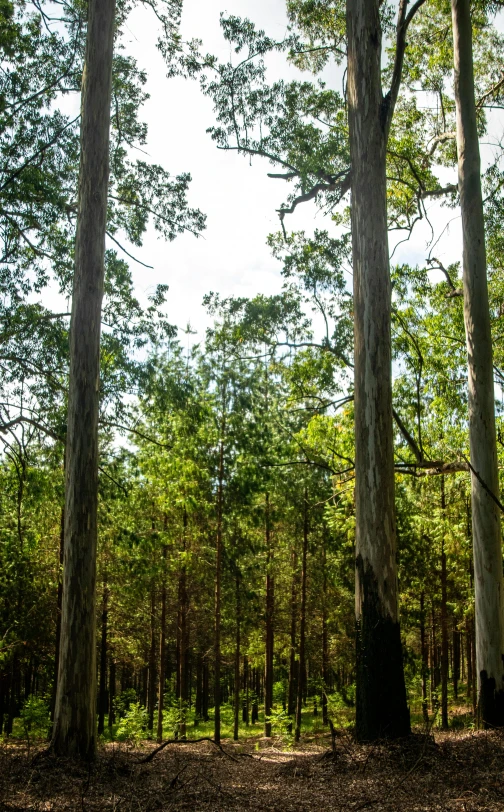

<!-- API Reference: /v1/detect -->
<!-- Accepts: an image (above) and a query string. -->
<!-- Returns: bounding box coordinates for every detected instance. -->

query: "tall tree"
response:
[451,0,504,727]
[51,0,116,759]
[347,0,423,741]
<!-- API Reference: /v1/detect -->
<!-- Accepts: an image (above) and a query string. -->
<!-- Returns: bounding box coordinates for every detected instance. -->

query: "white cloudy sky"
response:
[112,0,467,342]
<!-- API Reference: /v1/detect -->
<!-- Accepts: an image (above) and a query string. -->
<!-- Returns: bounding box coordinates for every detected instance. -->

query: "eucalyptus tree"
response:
[51,0,117,759]
[450,0,504,727]
[0,0,205,445]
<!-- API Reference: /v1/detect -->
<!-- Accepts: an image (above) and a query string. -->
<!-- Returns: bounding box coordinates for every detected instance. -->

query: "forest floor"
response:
[1,728,504,811]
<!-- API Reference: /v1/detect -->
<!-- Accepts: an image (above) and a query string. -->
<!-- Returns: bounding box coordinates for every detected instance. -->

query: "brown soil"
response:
[1,729,504,811]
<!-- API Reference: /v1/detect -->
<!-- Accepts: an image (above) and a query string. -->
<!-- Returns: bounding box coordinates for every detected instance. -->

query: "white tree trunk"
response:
[451,0,504,727]
[51,0,116,758]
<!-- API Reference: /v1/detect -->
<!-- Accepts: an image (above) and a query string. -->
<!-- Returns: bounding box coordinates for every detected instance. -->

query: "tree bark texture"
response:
[451,0,504,728]
[347,0,410,742]
[51,0,115,759]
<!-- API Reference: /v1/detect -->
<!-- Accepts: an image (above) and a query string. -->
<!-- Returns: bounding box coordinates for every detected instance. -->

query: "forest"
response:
[2,0,504,809]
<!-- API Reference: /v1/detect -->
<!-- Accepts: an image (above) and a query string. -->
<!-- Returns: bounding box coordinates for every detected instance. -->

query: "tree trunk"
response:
[453,628,460,701]
[179,512,189,739]
[347,0,410,742]
[214,430,225,744]
[242,655,249,725]
[295,490,308,743]
[234,573,240,741]
[97,581,108,736]
[147,585,156,735]
[466,615,473,700]
[441,549,449,729]
[322,539,329,727]
[451,0,504,728]
[108,658,115,728]
[420,592,429,724]
[264,493,274,737]
[251,667,258,724]
[287,546,297,732]
[202,658,209,722]
[156,545,167,743]
[51,0,115,760]
[51,506,64,721]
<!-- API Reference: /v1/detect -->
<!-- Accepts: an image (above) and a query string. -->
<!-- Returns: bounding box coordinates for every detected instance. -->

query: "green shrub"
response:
[20,696,51,742]
[115,702,148,744]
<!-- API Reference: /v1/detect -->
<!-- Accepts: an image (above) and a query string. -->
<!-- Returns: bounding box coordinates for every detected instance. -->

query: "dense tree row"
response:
[2,0,504,760]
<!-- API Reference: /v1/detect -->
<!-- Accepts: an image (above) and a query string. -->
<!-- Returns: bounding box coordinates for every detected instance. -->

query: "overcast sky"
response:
[116,0,465,343]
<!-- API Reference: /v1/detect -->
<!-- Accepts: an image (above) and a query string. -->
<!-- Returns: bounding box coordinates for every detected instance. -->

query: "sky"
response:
[110,0,467,343]
[119,0,311,341]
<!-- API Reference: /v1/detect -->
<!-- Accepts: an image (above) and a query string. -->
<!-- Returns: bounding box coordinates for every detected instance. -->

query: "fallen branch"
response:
[138,737,239,764]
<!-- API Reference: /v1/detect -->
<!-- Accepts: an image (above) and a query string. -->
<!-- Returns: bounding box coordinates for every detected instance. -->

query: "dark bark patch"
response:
[355,554,410,742]
[479,669,504,728]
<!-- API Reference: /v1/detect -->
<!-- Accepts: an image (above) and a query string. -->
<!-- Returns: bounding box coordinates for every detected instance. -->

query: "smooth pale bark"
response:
[51,0,115,759]
[451,0,504,727]
[347,0,410,742]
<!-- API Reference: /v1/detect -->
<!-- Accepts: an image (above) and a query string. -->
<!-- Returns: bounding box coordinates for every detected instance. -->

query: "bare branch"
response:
[384,0,428,137]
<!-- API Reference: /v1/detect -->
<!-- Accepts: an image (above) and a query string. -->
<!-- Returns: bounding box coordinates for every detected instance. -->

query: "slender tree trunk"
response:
[287,547,297,731]
[234,573,240,741]
[108,658,115,728]
[202,658,209,722]
[242,655,249,725]
[466,615,473,700]
[195,652,202,720]
[295,491,308,743]
[97,581,108,735]
[420,592,429,724]
[264,493,274,737]
[51,507,64,721]
[147,585,156,735]
[440,476,449,730]
[251,667,258,724]
[451,0,504,728]
[441,552,449,728]
[214,428,225,744]
[453,627,460,701]
[347,0,410,742]
[322,540,329,727]
[179,511,189,739]
[51,0,116,759]
[156,545,167,743]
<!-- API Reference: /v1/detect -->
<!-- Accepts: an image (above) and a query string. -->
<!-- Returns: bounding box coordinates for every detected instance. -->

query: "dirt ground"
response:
[1,729,504,811]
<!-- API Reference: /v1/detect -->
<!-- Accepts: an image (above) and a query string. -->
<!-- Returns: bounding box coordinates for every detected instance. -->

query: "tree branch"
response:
[384,0,427,138]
